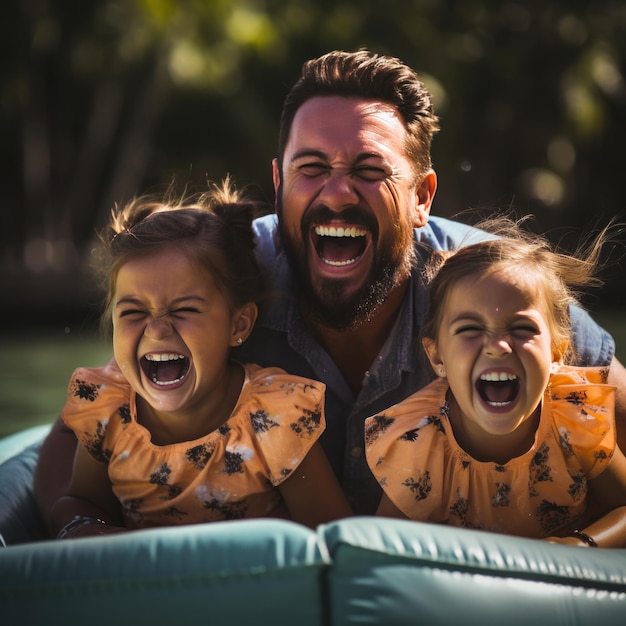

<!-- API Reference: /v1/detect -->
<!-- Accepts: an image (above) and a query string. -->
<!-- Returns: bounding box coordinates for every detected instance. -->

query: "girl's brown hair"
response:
[422,216,614,363]
[96,178,268,332]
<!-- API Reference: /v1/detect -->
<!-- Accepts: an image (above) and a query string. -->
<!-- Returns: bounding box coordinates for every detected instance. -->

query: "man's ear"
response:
[422,336,445,377]
[230,302,259,347]
[272,158,281,195]
[411,170,437,228]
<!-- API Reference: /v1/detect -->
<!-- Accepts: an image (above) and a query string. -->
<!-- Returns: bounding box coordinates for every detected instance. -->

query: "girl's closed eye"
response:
[171,307,202,317]
[118,308,147,320]
[510,323,540,338]
[452,324,483,337]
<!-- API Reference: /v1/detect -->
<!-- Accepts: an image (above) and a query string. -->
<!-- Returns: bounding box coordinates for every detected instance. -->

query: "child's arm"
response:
[547,445,626,548]
[278,441,353,528]
[51,444,126,539]
[376,492,409,519]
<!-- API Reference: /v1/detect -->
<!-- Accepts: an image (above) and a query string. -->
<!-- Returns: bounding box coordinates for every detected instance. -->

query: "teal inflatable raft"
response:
[1,424,626,625]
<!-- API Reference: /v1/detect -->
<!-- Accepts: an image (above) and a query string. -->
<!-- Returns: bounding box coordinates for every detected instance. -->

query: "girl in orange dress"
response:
[54,180,351,539]
[365,219,626,547]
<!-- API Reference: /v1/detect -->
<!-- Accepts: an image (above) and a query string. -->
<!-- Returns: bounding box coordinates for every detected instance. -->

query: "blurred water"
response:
[1,311,624,438]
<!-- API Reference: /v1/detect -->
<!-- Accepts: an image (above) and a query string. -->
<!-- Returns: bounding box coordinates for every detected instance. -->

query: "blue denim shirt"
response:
[234,214,616,514]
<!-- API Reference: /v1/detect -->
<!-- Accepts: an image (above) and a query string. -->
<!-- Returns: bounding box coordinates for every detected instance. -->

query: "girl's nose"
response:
[144,315,173,340]
[484,333,513,356]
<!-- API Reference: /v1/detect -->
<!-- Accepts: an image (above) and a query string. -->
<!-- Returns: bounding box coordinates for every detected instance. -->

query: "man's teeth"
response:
[480,372,517,382]
[314,225,367,237]
[145,353,185,362]
[314,225,366,266]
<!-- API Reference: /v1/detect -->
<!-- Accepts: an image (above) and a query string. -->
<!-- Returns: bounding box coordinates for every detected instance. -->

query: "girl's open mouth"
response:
[141,353,190,386]
[476,371,519,407]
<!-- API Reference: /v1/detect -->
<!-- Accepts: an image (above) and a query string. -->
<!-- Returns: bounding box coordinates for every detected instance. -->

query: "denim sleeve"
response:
[570,306,615,366]
[416,216,496,251]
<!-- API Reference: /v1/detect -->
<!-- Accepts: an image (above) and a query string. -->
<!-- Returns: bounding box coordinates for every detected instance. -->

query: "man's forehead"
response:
[287,97,407,159]
[293,95,402,125]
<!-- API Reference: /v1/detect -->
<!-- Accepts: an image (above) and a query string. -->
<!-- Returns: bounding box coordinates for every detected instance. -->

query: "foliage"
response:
[2,0,625,304]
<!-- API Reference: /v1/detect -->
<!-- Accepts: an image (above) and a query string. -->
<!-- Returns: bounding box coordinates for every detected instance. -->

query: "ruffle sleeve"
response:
[548,366,616,480]
[61,362,134,464]
[365,378,450,520]
[240,365,326,487]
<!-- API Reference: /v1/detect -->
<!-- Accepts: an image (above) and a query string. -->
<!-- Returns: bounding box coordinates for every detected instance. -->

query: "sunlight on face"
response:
[425,271,559,450]
[276,96,423,329]
[112,248,238,421]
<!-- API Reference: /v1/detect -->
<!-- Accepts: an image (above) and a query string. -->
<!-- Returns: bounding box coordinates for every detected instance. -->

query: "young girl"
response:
[365,219,626,547]
[53,181,351,539]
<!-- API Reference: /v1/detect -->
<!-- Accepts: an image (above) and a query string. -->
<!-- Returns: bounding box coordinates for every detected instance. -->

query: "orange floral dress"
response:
[365,366,615,538]
[62,362,325,529]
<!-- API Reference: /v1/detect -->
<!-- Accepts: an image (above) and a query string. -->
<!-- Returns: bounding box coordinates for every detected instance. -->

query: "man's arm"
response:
[608,356,626,451]
[33,416,79,537]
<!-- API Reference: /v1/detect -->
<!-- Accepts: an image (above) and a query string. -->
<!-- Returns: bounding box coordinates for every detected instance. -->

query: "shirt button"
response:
[351,446,362,458]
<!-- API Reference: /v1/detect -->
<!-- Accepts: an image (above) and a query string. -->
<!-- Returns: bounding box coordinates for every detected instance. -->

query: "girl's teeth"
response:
[145,353,185,362]
[480,372,517,382]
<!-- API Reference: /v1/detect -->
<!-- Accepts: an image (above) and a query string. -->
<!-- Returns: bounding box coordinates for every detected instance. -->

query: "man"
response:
[36,50,626,527]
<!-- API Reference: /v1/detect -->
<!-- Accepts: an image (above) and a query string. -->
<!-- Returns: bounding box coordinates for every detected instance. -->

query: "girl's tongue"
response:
[477,378,520,405]
[142,355,189,385]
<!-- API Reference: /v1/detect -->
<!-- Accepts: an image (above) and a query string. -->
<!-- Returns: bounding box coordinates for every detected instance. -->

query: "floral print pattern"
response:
[62,362,325,529]
[365,366,615,538]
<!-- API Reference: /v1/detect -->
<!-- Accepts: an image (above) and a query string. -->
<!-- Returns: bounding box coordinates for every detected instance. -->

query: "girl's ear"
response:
[422,337,446,377]
[230,302,259,347]
[551,339,568,371]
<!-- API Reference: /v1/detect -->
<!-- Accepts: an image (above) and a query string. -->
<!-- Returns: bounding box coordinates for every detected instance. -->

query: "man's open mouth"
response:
[313,224,368,266]
[476,371,519,407]
[141,353,190,386]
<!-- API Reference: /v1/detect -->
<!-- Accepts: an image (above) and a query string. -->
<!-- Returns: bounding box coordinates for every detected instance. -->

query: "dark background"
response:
[2,0,625,330]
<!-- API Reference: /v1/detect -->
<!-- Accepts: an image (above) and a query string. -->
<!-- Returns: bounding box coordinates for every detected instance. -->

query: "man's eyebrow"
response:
[291,149,328,161]
[291,150,384,163]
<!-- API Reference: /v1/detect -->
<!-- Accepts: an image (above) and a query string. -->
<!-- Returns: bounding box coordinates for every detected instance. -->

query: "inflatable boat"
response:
[1,424,626,625]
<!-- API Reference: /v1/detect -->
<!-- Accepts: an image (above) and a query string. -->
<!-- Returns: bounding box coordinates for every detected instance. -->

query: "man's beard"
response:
[277,198,414,332]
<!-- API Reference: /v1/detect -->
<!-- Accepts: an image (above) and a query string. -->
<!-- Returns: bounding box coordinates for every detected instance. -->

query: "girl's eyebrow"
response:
[448,310,541,326]
[448,312,482,324]
[115,296,143,309]
[114,295,208,308]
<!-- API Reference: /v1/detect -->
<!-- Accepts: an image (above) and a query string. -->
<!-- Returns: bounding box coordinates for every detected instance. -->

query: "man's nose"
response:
[317,171,359,211]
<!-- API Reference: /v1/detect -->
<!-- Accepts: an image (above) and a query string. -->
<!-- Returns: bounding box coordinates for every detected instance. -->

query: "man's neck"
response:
[304,281,408,396]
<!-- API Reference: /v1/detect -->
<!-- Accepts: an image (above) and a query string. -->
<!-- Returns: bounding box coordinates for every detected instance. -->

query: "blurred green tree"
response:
[1,0,625,319]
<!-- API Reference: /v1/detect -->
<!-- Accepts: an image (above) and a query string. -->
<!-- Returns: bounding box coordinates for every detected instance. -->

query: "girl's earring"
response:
[236,337,243,345]
[438,366,445,376]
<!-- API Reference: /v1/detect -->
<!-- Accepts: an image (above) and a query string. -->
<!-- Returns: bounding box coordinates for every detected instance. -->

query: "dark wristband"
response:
[56,515,108,540]
[567,529,598,547]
